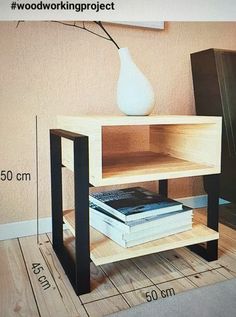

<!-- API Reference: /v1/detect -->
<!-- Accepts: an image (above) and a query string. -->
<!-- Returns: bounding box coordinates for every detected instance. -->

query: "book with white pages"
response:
[90,215,193,248]
[90,202,192,234]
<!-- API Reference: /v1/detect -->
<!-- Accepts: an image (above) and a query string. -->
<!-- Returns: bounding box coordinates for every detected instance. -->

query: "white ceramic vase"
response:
[117,47,155,116]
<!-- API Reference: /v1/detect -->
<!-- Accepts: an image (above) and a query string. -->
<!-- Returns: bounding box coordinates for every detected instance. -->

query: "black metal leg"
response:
[159,179,168,197]
[50,133,63,250]
[206,174,220,261]
[188,174,220,261]
[50,129,90,295]
[74,137,90,294]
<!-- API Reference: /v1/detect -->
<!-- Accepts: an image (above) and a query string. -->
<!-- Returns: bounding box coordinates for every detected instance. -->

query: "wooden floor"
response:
[1,209,236,317]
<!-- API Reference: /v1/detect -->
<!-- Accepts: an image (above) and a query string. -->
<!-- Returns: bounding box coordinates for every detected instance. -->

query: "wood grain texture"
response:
[215,267,236,279]
[101,259,153,293]
[123,278,196,307]
[63,209,219,266]
[39,234,87,317]
[58,115,222,126]
[102,125,150,155]
[59,230,119,304]
[19,235,70,317]
[216,249,236,276]
[0,239,39,317]
[156,277,196,294]
[1,205,236,317]
[150,123,221,167]
[57,115,222,186]
[131,253,183,284]
[122,285,160,307]
[79,262,119,304]
[187,270,228,287]
[159,247,216,276]
[195,208,236,240]
[84,295,129,317]
[57,115,102,185]
[102,151,216,185]
[194,208,236,273]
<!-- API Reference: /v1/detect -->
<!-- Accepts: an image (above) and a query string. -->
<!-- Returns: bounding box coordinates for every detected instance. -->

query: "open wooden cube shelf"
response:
[58,115,222,186]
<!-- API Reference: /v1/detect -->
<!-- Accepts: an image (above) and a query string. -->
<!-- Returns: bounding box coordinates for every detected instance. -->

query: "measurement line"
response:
[18,238,41,317]
[130,258,163,292]
[45,232,90,316]
[100,265,131,308]
[36,115,39,244]
[38,246,62,296]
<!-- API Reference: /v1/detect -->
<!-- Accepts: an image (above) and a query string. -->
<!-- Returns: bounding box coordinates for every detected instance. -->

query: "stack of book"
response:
[89,187,193,248]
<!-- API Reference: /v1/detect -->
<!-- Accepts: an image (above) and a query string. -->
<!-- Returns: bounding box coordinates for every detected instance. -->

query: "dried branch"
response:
[94,21,120,49]
[51,21,113,42]
[16,20,120,49]
[16,20,24,28]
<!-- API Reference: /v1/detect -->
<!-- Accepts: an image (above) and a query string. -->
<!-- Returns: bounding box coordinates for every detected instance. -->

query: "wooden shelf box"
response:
[57,115,222,186]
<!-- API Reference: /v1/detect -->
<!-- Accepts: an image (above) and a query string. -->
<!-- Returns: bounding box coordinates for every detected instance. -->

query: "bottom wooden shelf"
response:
[63,210,219,266]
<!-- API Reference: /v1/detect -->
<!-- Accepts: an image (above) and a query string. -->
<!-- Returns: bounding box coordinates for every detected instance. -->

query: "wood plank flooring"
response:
[0,209,236,317]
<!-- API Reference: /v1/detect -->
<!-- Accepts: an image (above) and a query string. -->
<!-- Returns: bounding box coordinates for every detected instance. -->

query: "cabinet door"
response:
[216,51,236,158]
[191,49,236,202]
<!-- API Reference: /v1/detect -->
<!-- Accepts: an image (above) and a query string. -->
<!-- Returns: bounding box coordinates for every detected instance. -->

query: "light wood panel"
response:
[58,115,222,127]
[19,235,70,317]
[58,115,222,186]
[102,125,150,155]
[195,208,236,255]
[150,123,221,167]
[90,223,218,265]
[102,151,215,185]
[64,209,219,266]
[195,208,236,240]
[194,208,236,272]
[0,239,39,317]
[57,115,102,185]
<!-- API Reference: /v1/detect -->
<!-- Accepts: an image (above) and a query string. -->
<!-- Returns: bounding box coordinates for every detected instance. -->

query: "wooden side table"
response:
[50,115,222,295]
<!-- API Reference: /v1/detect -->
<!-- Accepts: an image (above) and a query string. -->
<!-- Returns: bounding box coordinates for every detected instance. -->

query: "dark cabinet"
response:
[191,48,236,202]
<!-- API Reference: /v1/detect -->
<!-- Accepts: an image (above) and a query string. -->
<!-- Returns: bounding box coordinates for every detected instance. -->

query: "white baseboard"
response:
[0,217,53,241]
[0,195,230,241]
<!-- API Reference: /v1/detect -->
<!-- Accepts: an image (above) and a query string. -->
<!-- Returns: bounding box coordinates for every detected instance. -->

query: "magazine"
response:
[90,187,183,222]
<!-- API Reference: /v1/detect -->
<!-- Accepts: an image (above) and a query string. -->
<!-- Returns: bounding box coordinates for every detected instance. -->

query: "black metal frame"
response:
[50,129,220,296]
[187,174,220,261]
[50,129,90,295]
[160,176,220,261]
